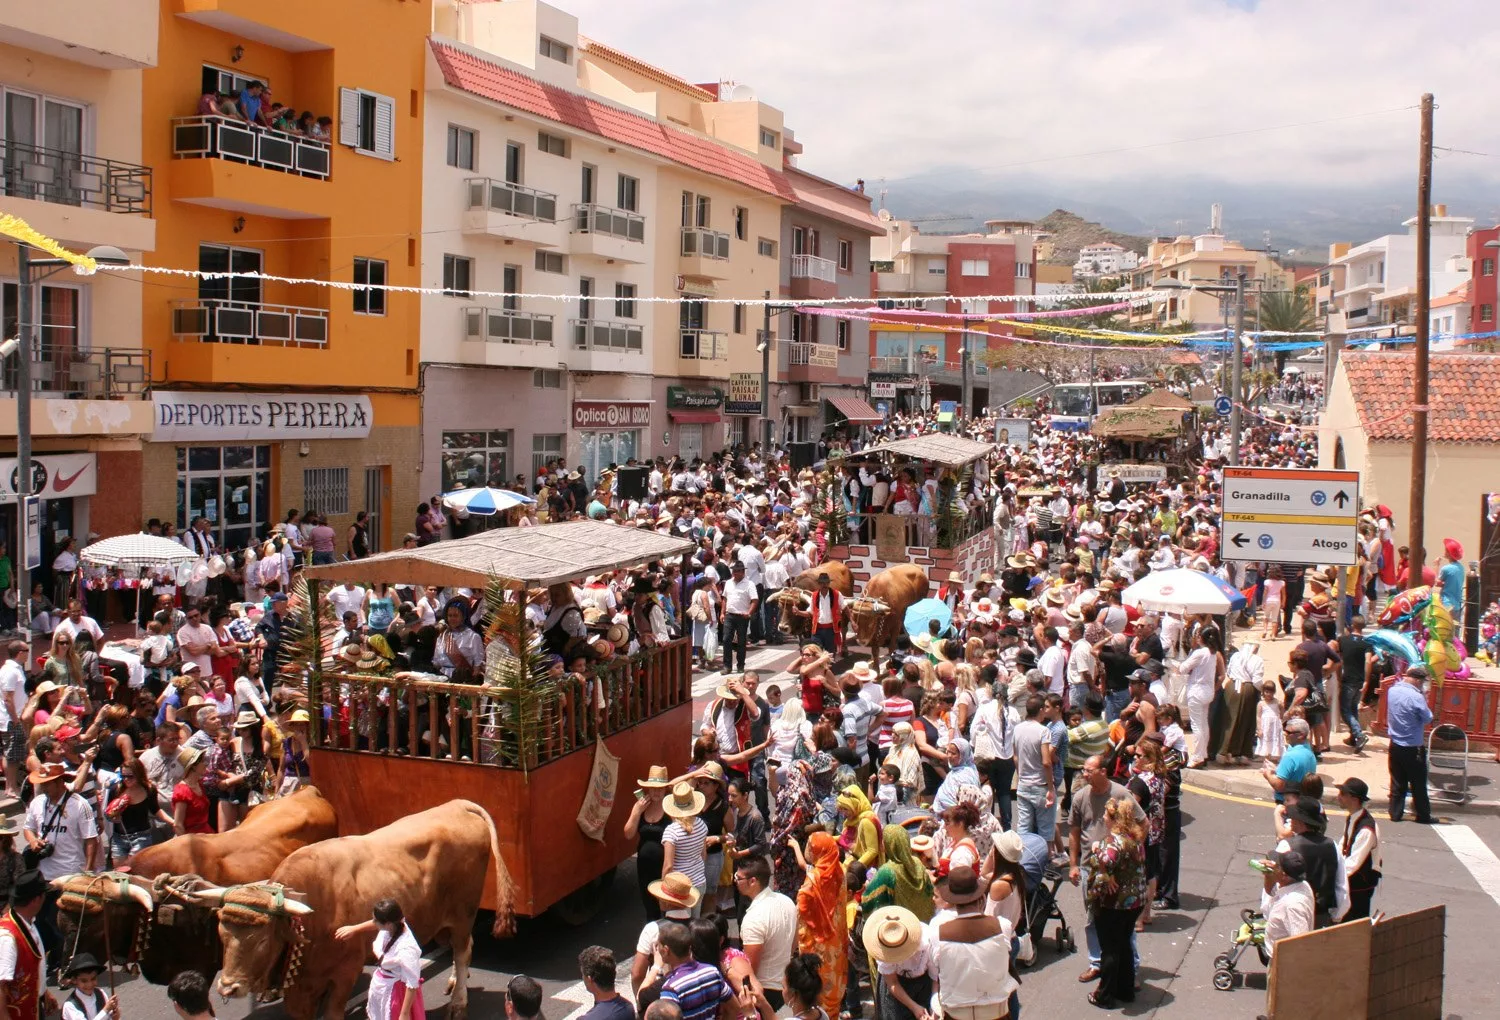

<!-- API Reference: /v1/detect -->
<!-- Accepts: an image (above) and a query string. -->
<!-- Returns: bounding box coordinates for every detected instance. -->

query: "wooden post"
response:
[1409,92,1434,581]
[306,577,322,746]
[517,584,529,774]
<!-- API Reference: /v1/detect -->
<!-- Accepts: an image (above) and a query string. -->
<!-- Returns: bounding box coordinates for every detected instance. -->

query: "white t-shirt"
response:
[1038,645,1066,695]
[53,615,104,646]
[0,660,27,729]
[24,791,98,880]
[1066,641,1096,689]
[636,910,695,958]
[328,585,368,624]
[176,622,218,674]
[741,887,799,990]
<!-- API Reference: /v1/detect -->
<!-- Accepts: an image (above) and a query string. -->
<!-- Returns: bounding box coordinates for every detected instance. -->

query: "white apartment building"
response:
[1073,242,1139,277]
[1326,206,1473,335]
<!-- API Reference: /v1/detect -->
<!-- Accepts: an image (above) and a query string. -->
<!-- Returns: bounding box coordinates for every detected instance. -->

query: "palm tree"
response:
[1256,286,1317,373]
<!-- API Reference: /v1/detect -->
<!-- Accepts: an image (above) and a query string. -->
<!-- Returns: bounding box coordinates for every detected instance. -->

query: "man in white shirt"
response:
[0,640,28,797]
[139,725,186,791]
[175,607,218,675]
[52,601,104,652]
[1065,620,1096,709]
[1037,627,1067,697]
[1261,850,1315,954]
[327,581,367,625]
[721,562,759,674]
[24,763,99,882]
[735,857,797,1010]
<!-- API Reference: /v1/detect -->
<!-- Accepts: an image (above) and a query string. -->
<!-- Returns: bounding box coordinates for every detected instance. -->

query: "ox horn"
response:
[186,885,231,905]
[48,874,81,891]
[124,883,155,913]
[281,898,313,916]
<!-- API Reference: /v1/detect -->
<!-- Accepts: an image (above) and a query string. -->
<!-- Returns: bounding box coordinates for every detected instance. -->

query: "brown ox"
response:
[773,561,854,640]
[199,799,514,1020]
[848,564,930,662]
[53,786,338,985]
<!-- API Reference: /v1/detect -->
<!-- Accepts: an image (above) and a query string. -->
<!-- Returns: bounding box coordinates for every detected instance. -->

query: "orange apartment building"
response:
[138,0,428,553]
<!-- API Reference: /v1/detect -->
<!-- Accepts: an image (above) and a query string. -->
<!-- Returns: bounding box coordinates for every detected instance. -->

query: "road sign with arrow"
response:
[1220,466,1360,564]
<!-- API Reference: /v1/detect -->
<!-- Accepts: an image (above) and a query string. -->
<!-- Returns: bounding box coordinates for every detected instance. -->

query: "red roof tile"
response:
[1341,351,1500,443]
[430,40,795,202]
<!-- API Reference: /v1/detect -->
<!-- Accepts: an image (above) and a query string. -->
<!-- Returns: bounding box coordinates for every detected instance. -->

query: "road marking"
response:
[691,646,800,697]
[1182,785,1282,810]
[1435,824,1500,911]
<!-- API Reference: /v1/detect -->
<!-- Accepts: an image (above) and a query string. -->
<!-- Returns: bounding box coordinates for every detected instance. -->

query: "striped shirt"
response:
[662,817,709,886]
[878,696,915,749]
[661,960,733,1020]
[1066,718,1112,770]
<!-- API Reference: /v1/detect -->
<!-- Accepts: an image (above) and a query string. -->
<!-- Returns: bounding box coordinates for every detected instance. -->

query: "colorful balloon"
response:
[1378,586,1432,627]
[1364,628,1423,666]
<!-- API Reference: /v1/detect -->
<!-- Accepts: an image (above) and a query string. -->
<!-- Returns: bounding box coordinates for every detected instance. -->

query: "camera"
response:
[23,842,54,868]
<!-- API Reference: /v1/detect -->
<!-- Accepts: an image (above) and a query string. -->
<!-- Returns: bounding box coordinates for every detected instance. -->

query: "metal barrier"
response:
[1,342,152,397]
[1,139,152,214]
[1373,676,1500,741]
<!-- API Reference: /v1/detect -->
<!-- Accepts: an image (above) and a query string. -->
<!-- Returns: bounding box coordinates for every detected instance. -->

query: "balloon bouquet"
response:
[1367,585,1469,686]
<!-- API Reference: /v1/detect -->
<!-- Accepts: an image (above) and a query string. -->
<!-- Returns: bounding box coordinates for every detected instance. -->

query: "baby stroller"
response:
[1212,909,1270,990]
[1022,832,1075,954]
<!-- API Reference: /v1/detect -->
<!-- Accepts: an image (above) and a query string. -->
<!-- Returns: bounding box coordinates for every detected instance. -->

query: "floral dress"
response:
[1127,765,1167,849]
[1084,833,1147,912]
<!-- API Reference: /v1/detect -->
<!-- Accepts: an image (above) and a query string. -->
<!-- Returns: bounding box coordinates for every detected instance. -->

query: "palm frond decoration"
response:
[934,465,973,549]
[480,578,563,770]
[280,575,339,697]
[813,469,849,546]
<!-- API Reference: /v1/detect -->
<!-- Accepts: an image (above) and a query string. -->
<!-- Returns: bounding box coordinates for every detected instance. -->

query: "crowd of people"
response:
[196,79,333,142]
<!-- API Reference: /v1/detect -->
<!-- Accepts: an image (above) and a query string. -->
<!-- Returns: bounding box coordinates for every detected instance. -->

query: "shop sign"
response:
[666,387,724,410]
[0,452,97,502]
[572,400,652,430]
[1102,463,1169,484]
[153,391,373,442]
[869,381,897,398]
[725,373,763,416]
[868,372,917,389]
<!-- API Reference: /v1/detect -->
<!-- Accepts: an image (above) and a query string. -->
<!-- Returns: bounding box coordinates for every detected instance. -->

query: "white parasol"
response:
[80,534,199,572]
[1121,568,1247,615]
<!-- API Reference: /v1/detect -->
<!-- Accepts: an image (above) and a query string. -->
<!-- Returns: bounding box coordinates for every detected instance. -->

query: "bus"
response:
[1047,379,1152,430]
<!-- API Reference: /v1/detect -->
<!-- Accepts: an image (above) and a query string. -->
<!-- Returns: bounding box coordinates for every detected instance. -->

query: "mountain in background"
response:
[1033,210,1149,266]
[876,170,1500,264]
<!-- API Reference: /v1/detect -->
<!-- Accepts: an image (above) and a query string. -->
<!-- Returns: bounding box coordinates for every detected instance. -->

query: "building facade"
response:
[0,1,159,568]
[1073,242,1138,278]
[1321,207,1472,337]
[1128,232,1293,331]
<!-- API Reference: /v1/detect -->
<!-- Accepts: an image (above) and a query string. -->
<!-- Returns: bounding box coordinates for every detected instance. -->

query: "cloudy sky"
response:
[561,0,1500,192]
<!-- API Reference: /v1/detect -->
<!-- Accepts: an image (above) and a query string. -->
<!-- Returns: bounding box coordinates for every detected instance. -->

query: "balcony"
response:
[462,178,564,248]
[459,306,559,369]
[1,342,151,398]
[170,116,331,219]
[786,341,838,383]
[788,254,838,300]
[870,355,914,374]
[875,270,947,295]
[569,203,646,263]
[568,318,644,373]
[0,141,156,251]
[679,227,731,281]
[171,299,329,347]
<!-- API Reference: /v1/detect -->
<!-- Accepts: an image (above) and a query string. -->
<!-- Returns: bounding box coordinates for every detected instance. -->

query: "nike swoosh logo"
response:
[52,465,89,492]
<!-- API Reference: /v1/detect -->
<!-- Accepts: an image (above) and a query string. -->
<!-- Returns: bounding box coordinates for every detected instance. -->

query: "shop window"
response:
[441,430,510,491]
[176,444,272,552]
[578,429,639,482]
[532,434,564,479]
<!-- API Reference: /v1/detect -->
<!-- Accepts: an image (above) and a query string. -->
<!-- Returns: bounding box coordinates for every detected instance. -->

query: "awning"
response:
[827,396,884,424]
[669,410,722,424]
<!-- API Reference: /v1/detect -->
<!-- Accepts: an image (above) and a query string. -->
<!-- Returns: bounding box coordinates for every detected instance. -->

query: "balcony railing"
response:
[1,342,151,398]
[464,306,555,345]
[572,203,645,242]
[679,329,727,360]
[870,355,913,374]
[0,140,151,215]
[680,227,730,259]
[467,178,557,222]
[789,342,838,368]
[171,116,331,179]
[790,254,837,283]
[171,299,329,347]
[571,318,643,352]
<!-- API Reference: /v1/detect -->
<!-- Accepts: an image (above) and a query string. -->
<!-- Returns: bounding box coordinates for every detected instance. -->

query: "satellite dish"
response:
[877,208,893,223]
[718,80,756,103]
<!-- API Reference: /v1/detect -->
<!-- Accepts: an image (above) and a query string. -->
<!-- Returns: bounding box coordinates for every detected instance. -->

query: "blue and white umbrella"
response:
[441,486,535,516]
[903,597,954,642]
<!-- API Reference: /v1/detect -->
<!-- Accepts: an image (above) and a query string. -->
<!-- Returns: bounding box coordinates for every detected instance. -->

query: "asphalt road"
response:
[105,646,1500,1017]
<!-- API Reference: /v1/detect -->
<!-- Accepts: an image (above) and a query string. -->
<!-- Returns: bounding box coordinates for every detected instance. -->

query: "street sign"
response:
[1214,394,1233,418]
[1220,467,1360,564]
[22,496,41,572]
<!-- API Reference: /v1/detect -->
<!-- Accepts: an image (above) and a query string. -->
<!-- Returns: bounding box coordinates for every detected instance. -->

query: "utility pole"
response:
[760,289,772,451]
[959,316,973,420]
[14,245,33,627]
[1409,93,1434,581]
[1230,269,1246,465]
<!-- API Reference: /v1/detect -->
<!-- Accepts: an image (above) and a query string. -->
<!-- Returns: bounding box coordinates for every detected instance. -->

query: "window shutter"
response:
[338,88,360,147]
[373,94,396,159]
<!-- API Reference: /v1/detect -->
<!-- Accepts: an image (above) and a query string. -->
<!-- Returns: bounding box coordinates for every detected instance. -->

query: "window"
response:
[338,87,395,159]
[927,260,946,275]
[838,239,853,272]
[681,191,693,228]
[505,142,523,185]
[759,127,778,149]
[303,467,349,515]
[502,265,520,311]
[792,226,806,256]
[1318,271,1331,287]
[441,431,509,491]
[960,259,989,277]
[442,254,473,297]
[201,64,263,98]
[532,434,565,478]
[0,86,86,205]
[696,195,711,228]
[176,445,272,552]
[836,319,850,351]
[539,35,572,63]
[580,164,595,203]
[2,282,81,392]
[617,174,639,212]
[533,368,563,388]
[1484,258,1495,277]
[757,238,777,258]
[353,257,387,315]
[790,312,818,344]
[446,125,475,170]
[1016,262,1031,278]
[1483,304,1494,323]
[733,303,745,334]
[579,430,638,483]
[534,251,566,274]
[615,283,637,319]
[538,131,568,157]
[734,207,748,241]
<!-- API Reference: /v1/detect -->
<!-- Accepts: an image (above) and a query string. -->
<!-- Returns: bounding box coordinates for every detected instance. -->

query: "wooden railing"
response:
[306,638,691,770]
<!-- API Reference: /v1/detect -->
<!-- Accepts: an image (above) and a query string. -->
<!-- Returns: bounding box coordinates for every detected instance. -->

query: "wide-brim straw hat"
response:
[863,905,925,964]
[647,871,702,909]
[662,781,706,819]
[638,765,672,789]
[27,762,67,786]
[1006,555,1032,570]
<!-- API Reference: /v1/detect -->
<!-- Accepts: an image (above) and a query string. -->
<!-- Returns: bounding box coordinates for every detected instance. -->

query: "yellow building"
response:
[138,0,428,553]
[1128,233,1293,331]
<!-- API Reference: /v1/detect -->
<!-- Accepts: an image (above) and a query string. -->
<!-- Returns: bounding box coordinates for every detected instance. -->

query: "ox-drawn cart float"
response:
[299,520,696,923]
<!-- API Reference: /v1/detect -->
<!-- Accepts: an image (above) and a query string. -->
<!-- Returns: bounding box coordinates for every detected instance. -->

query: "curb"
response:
[1180,768,1500,817]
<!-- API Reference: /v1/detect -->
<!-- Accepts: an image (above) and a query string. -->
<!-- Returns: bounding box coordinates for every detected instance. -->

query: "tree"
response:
[1256,287,1317,373]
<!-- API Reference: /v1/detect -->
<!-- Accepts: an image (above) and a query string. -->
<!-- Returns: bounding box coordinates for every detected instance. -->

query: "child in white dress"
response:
[872,763,901,824]
[1255,680,1285,761]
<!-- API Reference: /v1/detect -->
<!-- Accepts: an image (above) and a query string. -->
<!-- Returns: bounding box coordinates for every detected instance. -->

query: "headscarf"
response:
[771,760,818,898]
[836,785,884,868]
[796,831,849,1017]
[935,784,1002,866]
[885,722,922,791]
[932,736,979,813]
[818,763,853,830]
[880,825,935,920]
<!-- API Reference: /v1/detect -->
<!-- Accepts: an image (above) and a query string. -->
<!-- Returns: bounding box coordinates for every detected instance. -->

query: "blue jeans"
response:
[1104,688,1132,723]
[1070,682,1092,713]
[1340,683,1365,742]
[1015,783,1055,842]
[1083,867,1140,970]
[111,830,152,866]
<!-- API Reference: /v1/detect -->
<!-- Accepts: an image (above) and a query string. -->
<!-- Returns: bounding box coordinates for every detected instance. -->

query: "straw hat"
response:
[177,746,205,771]
[233,709,261,730]
[646,871,702,910]
[638,765,672,789]
[848,661,878,684]
[662,781,706,819]
[33,680,59,697]
[993,831,1024,864]
[863,906,925,964]
[27,762,67,786]
[1043,588,1066,607]
[698,761,726,785]
[1005,555,1032,570]
[288,709,311,725]
[909,834,934,855]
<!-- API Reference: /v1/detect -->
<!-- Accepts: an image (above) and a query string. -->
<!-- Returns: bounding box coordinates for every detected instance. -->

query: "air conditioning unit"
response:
[800,383,820,404]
